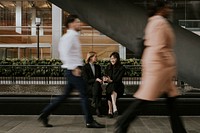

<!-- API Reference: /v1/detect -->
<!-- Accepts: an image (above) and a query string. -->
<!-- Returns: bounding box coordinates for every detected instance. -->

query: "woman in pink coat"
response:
[114,1,187,133]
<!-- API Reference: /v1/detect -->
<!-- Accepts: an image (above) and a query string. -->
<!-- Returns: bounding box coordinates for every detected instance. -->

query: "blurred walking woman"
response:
[103,52,125,118]
[82,51,103,117]
[114,0,187,133]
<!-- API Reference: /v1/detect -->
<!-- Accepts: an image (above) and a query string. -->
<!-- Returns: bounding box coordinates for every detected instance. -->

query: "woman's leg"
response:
[106,93,113,118]
[111,91,118,112]
[92,82,102,109]
[114,98,148,133]
[108,100,113,114]
[166,96,187,133]
[111,91,118,117]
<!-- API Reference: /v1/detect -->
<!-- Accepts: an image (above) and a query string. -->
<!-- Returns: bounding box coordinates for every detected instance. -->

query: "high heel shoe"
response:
[107,113,113,118]
[113,111,118,118]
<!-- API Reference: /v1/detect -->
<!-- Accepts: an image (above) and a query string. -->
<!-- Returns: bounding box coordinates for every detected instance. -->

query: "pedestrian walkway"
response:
[0,115,199,133]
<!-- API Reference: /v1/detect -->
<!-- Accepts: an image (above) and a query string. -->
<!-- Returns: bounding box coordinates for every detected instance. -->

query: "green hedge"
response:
[0,58,62,65]
[0,58,141,65]
[0,58,141,77]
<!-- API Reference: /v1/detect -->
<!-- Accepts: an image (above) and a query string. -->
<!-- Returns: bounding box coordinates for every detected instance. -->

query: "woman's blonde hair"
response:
[86,51,97,63]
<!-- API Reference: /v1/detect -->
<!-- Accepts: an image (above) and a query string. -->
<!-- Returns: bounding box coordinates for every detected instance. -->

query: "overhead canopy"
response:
[48,0,200,88]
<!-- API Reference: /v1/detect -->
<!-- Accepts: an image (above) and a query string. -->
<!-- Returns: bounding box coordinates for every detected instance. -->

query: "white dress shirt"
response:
[58,29,83,70]
[89,63,95,76]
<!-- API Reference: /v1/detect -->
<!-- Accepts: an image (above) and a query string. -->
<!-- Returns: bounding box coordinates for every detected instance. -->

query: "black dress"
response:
[105,64,125,100]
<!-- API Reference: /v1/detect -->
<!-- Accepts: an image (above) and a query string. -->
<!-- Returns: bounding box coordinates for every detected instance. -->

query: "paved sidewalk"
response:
[0,115,199,133]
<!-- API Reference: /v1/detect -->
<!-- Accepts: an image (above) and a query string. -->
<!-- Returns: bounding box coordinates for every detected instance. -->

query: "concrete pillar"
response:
[119,44,126,60]
[52,4,62,59]
[15,1,22,34]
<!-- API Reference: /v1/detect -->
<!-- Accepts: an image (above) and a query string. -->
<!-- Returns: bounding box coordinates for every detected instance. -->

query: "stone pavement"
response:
[0,115,200,133]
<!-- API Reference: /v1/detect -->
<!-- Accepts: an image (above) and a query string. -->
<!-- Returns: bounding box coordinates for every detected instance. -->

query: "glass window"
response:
[0,0,52,59]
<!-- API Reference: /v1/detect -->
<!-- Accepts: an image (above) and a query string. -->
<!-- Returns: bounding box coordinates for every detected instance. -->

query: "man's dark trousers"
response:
[42,70,94,123]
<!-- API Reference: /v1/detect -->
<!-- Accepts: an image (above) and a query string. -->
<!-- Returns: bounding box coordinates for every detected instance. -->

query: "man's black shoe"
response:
[38,113,53,127]
[86,120,105,128]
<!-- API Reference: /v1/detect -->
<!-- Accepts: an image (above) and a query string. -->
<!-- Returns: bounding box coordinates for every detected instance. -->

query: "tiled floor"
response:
[0,115,199,133]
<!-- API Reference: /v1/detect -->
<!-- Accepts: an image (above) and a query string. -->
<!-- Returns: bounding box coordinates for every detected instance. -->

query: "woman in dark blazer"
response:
[82,51,103,117]
[103,52,125,118]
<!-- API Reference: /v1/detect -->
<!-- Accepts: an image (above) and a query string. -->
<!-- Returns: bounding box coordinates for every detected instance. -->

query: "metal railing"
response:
[0,65,64,85]
[0,64,199,95]
[0,64,196,89]
[179,20,200,31]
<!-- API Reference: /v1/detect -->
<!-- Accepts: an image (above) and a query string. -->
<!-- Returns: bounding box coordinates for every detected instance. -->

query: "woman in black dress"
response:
[82,51,103,117]
[103,52,125,118]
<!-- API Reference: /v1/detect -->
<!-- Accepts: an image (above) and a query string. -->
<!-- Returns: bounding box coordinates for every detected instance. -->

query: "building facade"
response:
[0,0,199,60]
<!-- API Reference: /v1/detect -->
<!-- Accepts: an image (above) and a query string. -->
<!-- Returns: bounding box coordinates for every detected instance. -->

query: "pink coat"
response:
[134,15,179,101]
